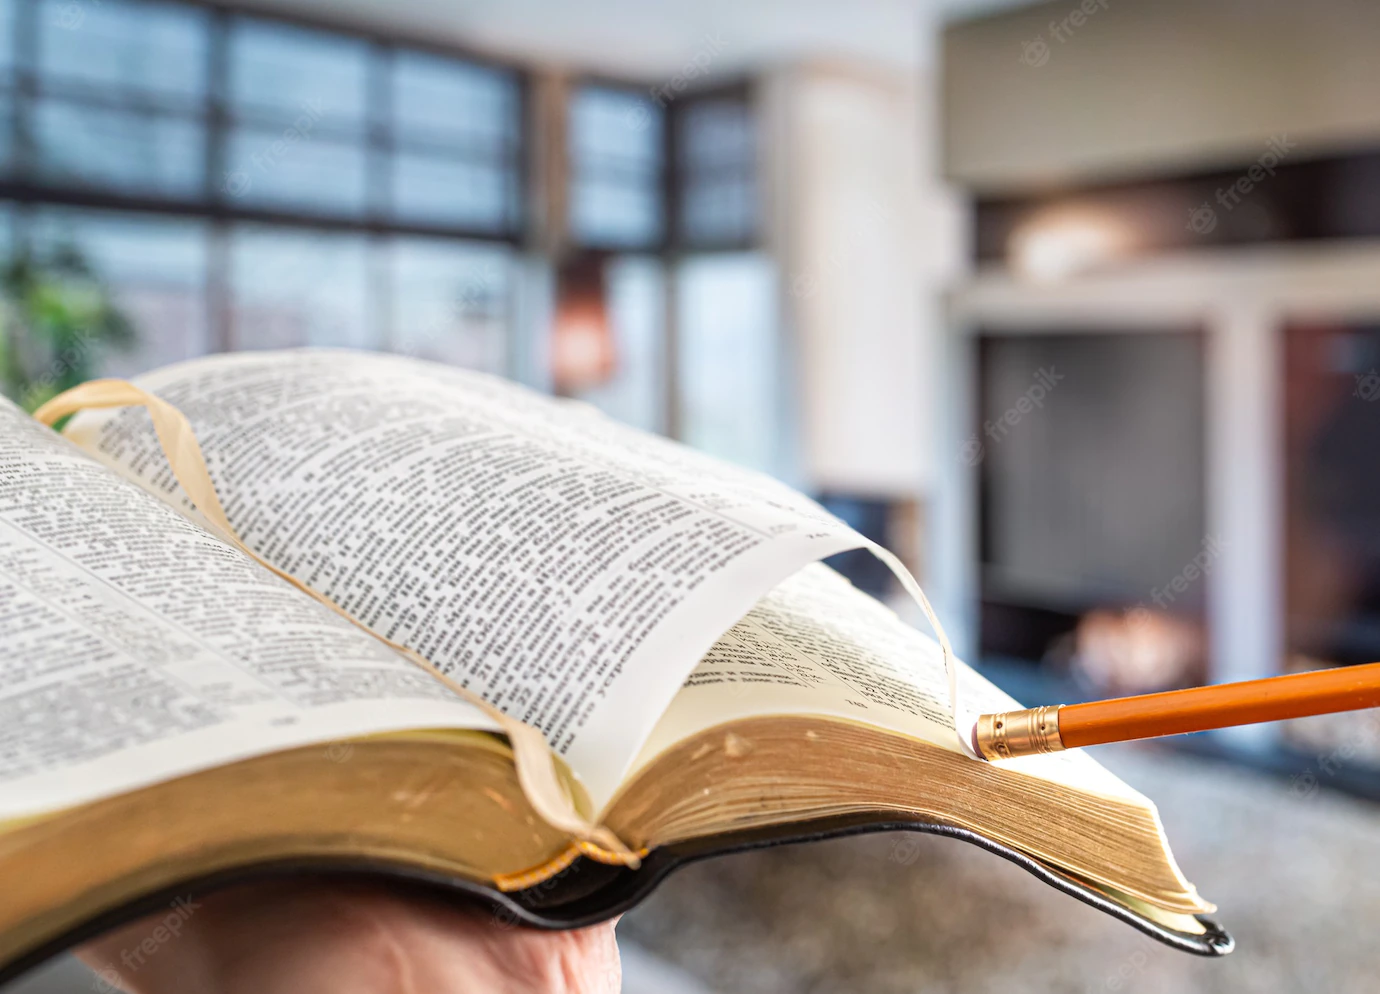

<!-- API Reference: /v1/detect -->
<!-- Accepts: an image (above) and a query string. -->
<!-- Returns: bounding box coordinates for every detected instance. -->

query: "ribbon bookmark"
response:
[864,542,979,760]
[33,380,638,867]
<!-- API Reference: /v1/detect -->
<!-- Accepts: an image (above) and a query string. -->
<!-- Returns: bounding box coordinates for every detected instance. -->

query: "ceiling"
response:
[250,0,1035,76]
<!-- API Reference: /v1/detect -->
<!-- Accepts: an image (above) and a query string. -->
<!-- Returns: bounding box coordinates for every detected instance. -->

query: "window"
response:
[37,0,207,100]
[0,204,209,409]
[674,90,758,247]
[389,237,511,373]
[0,0,771,464]
[564,80,771,463]
[0,0,13,73]
[0,0,12,174]
[572,256,667,434]
[27,208,210,378]
[391,52,523,232]
[224,20,370,216]
[0,1,530,410]
[228,19,369,124]
[33,0,209,196]
[229,226,373,351]
[568,85,664,248]
[5,1,526,241]
[669,88,775,472]
[675,253,781,474]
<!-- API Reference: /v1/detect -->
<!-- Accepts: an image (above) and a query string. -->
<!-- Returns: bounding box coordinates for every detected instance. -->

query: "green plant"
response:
[0,243,136,412]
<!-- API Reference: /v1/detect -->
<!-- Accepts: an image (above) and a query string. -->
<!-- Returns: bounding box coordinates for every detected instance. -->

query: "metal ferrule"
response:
[974,705,1065,761]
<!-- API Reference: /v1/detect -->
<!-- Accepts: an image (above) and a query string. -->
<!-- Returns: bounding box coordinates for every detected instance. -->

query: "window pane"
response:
[570,177,661,247]
[34,99,205,196]
[569,86,664,248]
[0,91,13,175]
[676,252,781,474]
[224,127,367,216]
[230,227,373,351]
[37,0,208,105]
[681,177,755,244]
[0,0,15,72]
[574,255,665,434]
[393,52,519,149]
[388,54,522,233]
[392,153,514,231]
[678,99,753,171]
[229,19,368,128]
[25,208,210,381]
[677,97,757,245]
[390,238,509,374]
[571,87,662,167]
[0,201,13,259]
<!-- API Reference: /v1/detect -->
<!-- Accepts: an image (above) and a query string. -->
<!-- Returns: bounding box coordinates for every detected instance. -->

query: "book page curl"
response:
[33,379,640,869]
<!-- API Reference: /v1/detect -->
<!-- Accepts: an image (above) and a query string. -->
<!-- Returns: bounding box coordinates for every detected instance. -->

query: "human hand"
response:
[79,880,621,993]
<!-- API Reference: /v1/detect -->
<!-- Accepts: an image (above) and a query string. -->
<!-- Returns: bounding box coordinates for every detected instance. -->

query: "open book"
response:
[0,349,1228,982]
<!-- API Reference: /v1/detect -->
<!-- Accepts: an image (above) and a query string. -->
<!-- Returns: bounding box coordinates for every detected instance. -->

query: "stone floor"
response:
[618,743,1380,994]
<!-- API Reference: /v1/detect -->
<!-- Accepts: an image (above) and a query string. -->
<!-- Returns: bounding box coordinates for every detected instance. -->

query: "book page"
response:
[0,399,497,821]
[625,564,1148,805]
[63,349,873,808]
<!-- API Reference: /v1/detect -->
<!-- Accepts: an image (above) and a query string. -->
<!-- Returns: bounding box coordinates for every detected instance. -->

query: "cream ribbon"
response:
[34,380,638,867]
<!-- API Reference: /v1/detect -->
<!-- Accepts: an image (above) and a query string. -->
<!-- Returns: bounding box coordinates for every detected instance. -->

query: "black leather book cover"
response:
[0,813,1231,986]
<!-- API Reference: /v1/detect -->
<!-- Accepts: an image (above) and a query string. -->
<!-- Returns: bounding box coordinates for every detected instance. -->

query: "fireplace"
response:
[975,329,1208,693]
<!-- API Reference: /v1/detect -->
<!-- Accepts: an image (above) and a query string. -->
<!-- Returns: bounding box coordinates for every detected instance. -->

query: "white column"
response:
[1205,302,1282,749]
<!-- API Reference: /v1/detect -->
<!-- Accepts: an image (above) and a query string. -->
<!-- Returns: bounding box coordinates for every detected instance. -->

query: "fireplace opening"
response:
[976,329,1208,697]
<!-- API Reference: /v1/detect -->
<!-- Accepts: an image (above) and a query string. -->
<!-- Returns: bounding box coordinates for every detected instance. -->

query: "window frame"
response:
[564,73,761,256]
[0,1,767,421]
[668,78,759,252]
[565,74,669,253]
[0,0,532,246]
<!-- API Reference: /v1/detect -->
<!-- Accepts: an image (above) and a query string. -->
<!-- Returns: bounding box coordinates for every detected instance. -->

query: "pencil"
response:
[972,661,1380,760]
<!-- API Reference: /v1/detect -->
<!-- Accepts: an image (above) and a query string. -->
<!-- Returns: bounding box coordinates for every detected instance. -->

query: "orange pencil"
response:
[972,661,1380,760]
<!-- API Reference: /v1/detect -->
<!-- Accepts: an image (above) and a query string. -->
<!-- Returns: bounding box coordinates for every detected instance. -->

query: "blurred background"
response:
[5,0,1380,990]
